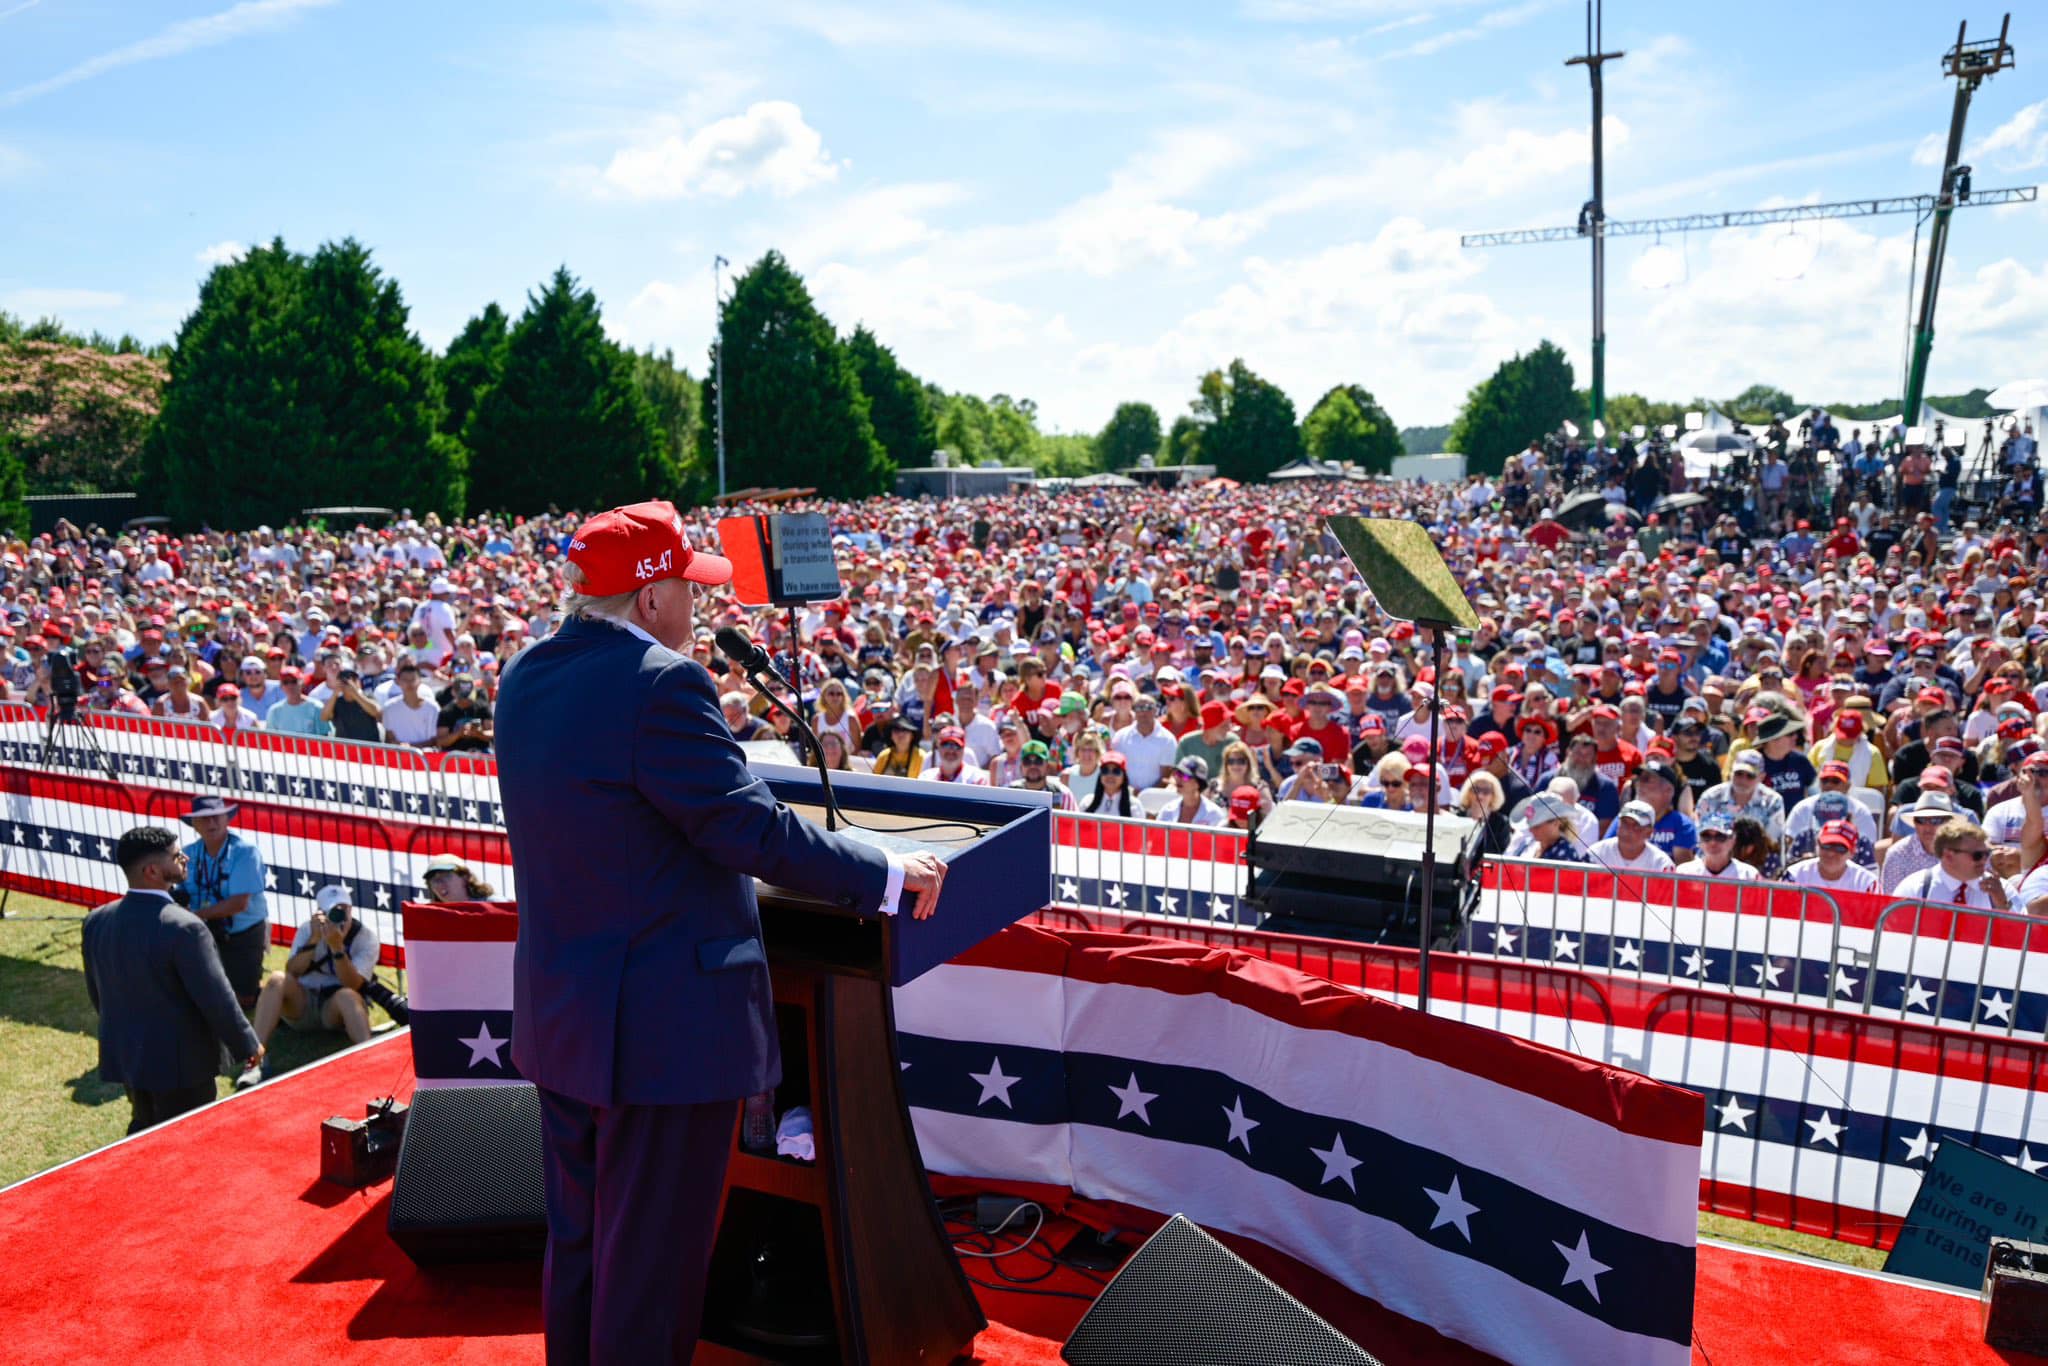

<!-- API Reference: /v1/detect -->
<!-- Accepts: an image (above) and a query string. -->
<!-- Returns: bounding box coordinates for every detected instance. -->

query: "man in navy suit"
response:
[82,825,265,1134]
[495,501,947,1365]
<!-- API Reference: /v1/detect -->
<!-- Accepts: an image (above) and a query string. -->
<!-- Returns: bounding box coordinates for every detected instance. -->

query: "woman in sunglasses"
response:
[1084,750,1135,819]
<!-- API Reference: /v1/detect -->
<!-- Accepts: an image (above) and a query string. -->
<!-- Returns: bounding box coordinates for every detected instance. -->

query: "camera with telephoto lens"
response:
[361,976,410,1025]
[46,646,82,718]
[320,1098,407,1188]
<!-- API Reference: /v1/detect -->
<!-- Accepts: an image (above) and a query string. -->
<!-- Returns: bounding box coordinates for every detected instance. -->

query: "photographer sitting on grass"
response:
[240,884,379,1088]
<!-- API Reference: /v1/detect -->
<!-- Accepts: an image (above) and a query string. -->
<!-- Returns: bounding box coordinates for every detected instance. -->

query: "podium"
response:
[696,764,1054,1365]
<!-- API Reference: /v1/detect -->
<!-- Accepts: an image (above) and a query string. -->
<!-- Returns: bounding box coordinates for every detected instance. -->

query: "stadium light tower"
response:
[1564,0,1623,430]
[1902,15,2016,428]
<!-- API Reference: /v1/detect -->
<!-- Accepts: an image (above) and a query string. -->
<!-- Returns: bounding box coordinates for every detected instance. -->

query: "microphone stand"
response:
[743,661,843,833]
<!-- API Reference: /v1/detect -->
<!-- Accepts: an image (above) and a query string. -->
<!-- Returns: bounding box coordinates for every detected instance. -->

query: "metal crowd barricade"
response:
[430,751,507,830]
[1474,856,1849,1004]
[1863,897,2048,1039]
[1050,809,1250,924]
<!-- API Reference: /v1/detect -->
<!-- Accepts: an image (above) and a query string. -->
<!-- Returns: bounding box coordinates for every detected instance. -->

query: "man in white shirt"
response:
[1982,751,2048,847]
[380,661,441,747]
[922,728,989,785]
[1587,800,1676,874]
[1784,821,1878,893]
[1893,819,2011,910]
[1694,810,1761,880]
[409,578,461,668]
[1111,693,1179,789]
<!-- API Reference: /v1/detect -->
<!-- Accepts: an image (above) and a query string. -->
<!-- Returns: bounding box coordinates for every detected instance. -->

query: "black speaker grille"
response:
[388,1084,546,1264]
[1062,1215,1381,1366]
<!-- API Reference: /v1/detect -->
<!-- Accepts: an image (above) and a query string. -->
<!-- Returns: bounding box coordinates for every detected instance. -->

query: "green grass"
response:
[1,895,1894,1273]
[0,893,394,1189]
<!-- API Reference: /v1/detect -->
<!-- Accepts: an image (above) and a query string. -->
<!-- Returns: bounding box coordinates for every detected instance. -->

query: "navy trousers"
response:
[536,1087,738,1366]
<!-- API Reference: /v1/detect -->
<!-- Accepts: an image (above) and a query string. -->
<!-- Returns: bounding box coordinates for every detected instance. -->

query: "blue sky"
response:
[1,0,2044,433]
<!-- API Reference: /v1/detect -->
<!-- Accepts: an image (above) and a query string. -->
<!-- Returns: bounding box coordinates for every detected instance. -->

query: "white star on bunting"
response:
[1612,939,1642,969]
[1209,896,1235,920]
[969,1056,1020,1108]
[1491,925,1517,953]
[1554,1231,1611,1302]
[1156,892,1179,916]
[1982,991,2013,1024]
[1753,958,1785,988]
[1715,1095,1755,1132]
[1311,1133,1361,1192]
[264,869,277,889]
[1056,878,1080,902]
[1108,1073,1158,1124]
[1221,1096,1259,1153]
[1425,1175,1480,1242]
[298,875,315,894]
[96,839,110,860]
[1680,948,1712,979]
[1901,979,1935,1013]
[65,835,81,854]
[1104,883,1128,907]
[1832,966,1861,999]
[1806,1112,1844,1148]
[1551,933,1579,962]
[37,829,51,849]
[459,1021,508,1068]
[375,887,391,908]
[2013,1146,2047,1176]
[1900,1126,1939,1163]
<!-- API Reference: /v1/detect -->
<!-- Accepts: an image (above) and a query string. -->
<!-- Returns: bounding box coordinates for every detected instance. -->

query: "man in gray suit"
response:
[82,826,266,1134]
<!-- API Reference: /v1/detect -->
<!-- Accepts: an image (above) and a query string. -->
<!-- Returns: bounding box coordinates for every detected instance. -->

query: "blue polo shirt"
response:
[1602,809,1699,861]
[180,831,270,934]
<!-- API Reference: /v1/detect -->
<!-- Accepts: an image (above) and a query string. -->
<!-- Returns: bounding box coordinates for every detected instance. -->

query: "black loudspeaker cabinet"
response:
[1061,1214,1381,1366]
[387,1084,547,1265]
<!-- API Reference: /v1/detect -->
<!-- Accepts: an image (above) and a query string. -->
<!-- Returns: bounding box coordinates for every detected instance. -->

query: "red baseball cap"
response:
[936,726,967,747]
[1199,701,1229,729]
[1915,687,1948,707]
[1819,760,1851,782]
[1834,710,1864,737]
[1817,820,1857,850]
[566,501,731,595]
[1475,732,1509,759]
[1491,685,1523,705]
[1228,785,1261,819]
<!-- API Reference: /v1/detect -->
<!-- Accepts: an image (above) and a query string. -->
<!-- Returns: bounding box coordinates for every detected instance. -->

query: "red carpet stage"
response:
[0,1033,2027,1366]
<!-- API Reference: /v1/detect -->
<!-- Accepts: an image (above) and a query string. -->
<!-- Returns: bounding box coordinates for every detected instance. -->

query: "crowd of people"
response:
[8,407,2048,911]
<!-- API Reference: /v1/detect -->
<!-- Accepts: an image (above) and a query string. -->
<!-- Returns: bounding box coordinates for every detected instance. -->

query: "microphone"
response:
[715,627,843,831]
[715,626,775,678]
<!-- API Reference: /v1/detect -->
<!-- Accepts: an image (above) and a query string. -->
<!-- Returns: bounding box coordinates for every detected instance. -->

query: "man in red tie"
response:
[1892,819,2011,910]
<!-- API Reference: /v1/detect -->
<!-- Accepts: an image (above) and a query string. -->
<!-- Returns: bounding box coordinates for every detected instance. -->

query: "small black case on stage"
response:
[387,1084,546,1265]
[1061,1214,1381,1365]
[1983,1238,2048,1353]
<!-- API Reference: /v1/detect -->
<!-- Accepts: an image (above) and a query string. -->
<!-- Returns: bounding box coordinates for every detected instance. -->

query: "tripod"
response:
[0,701,120,921]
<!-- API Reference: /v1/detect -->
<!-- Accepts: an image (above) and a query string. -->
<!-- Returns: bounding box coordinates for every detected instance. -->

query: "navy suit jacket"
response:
[81,891,260,1091]
[494,615,891,1107]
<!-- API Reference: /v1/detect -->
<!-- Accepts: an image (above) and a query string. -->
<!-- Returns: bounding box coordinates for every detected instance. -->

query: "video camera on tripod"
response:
[45,646,84,720]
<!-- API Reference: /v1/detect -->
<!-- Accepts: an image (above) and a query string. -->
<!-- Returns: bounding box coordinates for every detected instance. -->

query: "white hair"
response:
[1546,775,1581,803]
[560,561,641,628]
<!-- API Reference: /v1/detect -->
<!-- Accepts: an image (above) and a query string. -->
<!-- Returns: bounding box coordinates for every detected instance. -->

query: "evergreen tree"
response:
[440,304,509,443]
[1189,359,1300,482]
[1162,414,1202,466]
[629,347,700,498]
[1447,340,1584,475]
[845,325,937,470]
[466,267,668,513]
[700,252,890,498]
[143,237,460,527]
[1096,401,1161,471]
[1307,384,1402,473]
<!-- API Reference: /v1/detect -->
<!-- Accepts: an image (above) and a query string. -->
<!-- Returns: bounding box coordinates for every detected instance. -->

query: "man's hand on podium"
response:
[898,850,947,920]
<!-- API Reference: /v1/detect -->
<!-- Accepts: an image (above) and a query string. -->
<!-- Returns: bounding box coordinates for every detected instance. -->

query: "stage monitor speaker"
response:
[387,1084,546,1266]
[1247,802,1478,947]
[1984,1238,2048,1353]
[1061,1214,1381,1366]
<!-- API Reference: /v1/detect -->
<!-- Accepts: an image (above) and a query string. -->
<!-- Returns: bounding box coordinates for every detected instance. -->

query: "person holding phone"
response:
[320,659,384,742]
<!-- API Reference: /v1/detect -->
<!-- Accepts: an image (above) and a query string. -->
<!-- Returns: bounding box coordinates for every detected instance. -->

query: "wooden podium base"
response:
[695,958,985,1364]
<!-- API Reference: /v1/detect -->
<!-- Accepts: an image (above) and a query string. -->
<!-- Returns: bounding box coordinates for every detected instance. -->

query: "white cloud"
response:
[3,288,126,314]
[0,0,336,109]
[1434,115,1627,200]
[811,259,1037,355]
[1911,132,1945,167]
[1051,128,1266,276]
[195,240,247,266]
[1385,0,1558,61]
[1063,217,1517,426]
[1973,99,2047,173]
[600,101,839,201]
[781,182,969,262]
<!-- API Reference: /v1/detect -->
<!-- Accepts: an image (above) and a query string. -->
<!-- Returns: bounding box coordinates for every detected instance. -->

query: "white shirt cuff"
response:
[879,855,906,917]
